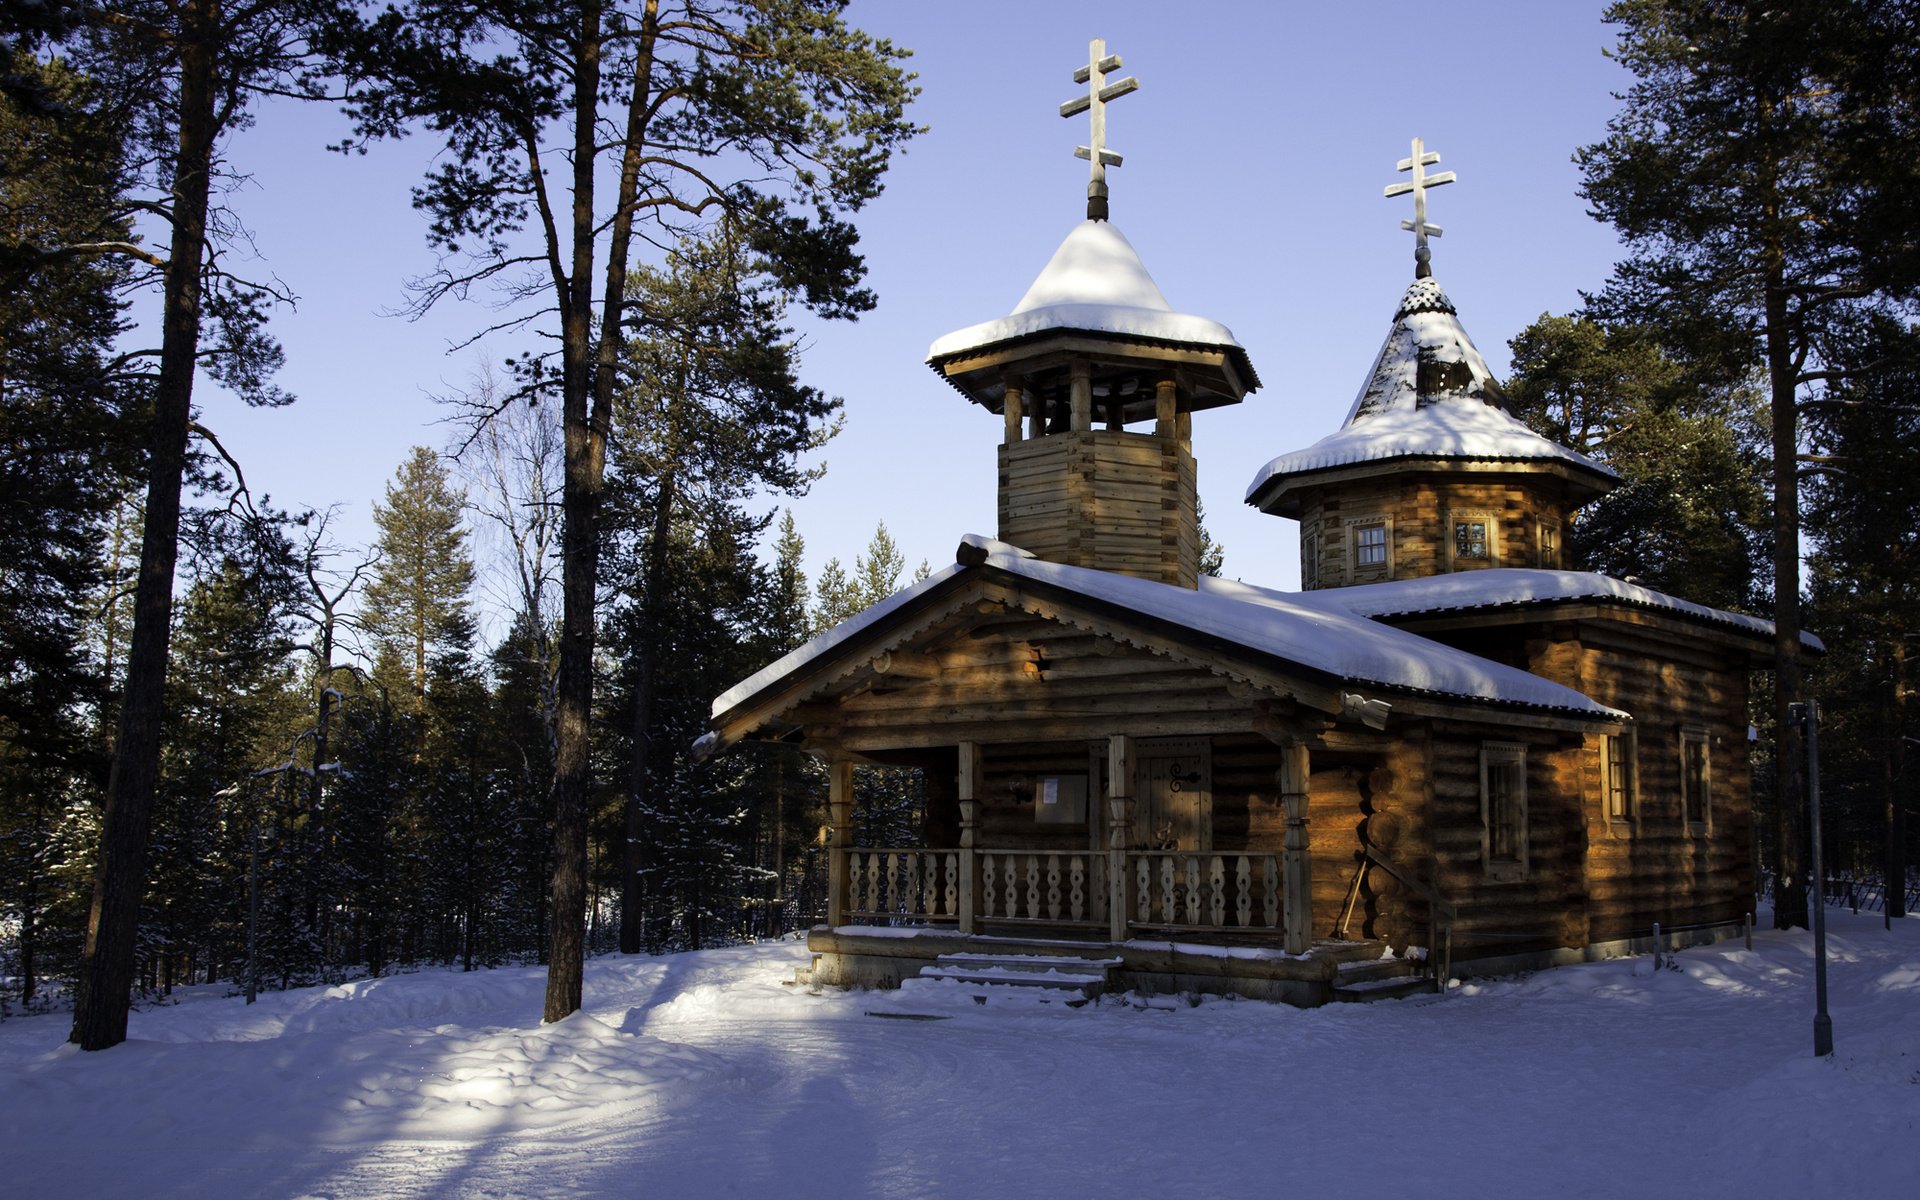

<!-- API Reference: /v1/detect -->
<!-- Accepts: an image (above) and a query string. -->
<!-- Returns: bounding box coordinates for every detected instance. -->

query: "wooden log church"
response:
[696,43,1803,1005]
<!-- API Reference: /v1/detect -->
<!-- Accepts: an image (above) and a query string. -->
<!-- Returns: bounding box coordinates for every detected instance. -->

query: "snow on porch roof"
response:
[708,536,1626,728]
[1244,278,1613,502]
[925,220,1249,365]
[1297,567,1826,651]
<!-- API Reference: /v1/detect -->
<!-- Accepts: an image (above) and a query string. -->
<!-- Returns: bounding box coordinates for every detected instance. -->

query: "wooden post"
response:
[1107,734,1136,943]
[1175,409,1192,450]
[1154,379,1177,439]
[826,759,854,929]
[1279,743,1312,955]
[1070,361,1093,431]
[1029,392,1048,440]
[958,741,982,936]
[1003,383,1023,446]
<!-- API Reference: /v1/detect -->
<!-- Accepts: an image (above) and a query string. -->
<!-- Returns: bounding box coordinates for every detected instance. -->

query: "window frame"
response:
[1449,508,1499,570]
[1301,526,1320,589]
[1345,514,1393,580]
[1537,520,1561,569]
[1480,741,1529,880]
[1602,729,1637,832]
[1680,726,1711,835]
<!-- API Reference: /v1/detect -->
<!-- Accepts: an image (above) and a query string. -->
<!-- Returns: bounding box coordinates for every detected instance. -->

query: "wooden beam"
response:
[826,759,854,929]
[1106,734,1136,942]
[1278,742,1311,955]
[871,650,941,680]
[1154,378,1177,438]
[1003,382,1023,445]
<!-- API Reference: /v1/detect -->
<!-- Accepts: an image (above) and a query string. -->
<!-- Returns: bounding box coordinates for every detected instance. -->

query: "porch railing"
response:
[838,846,1284,937]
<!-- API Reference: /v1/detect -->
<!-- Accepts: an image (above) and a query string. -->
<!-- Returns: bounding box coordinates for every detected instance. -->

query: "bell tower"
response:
[925,40,1260,589]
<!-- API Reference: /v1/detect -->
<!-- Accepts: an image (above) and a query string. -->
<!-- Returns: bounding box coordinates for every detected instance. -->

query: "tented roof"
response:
[1246,278,1613,506]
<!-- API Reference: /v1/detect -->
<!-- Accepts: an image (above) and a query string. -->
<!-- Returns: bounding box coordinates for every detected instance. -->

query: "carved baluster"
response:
[866,854,882,915]
[1264,857,1280,927]
[922,853,937,915]
[1209,856,1226,927]
[846,852,863,916]
[885,852,900,917]
[1026,854,1041,921]
[906,853,921,917]
[943,852,958,917]
[1047,854,1063,920]
[1236,856,1252,927]
[1184,857,1201,926]
[1091,855,1107,923]
[1070,856,1086,922]
[982,853,998,919]
[1160,858,1176,924]
[1136,857,1152,924]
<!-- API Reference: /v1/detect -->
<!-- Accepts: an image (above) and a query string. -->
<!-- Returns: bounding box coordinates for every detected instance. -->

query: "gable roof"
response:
[1245,278,1613,506]
[707,537,1626,749]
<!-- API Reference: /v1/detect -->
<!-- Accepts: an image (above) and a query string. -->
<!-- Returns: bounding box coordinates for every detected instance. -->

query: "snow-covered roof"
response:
[926,221,1247,364]
[1245,278,1614,503]
[711,536,1626,727]
[1298,567,1825,651]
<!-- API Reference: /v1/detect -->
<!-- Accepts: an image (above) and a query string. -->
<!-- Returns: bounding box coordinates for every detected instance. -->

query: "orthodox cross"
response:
[1059,38,1139,221]
[1382,137,1456,278]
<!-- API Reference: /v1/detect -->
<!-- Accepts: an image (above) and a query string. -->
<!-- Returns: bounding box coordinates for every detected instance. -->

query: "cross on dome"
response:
[1058,37,1139,222]
[1383,136,1457,279]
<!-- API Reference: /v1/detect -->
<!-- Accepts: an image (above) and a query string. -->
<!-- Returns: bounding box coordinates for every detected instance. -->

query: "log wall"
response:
[999,430,1198,587]
[1294,471,1576,590]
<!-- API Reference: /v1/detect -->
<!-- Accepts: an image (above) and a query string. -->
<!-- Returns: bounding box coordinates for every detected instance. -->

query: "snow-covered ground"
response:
[4,909,1916,1199]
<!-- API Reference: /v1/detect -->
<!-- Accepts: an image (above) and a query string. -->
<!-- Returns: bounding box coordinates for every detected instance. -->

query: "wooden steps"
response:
[1330,955,1437,1003]
[870,952,1125,1017]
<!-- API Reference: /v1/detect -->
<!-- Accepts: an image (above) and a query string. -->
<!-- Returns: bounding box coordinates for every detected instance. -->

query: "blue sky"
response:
[193,1,1632,627]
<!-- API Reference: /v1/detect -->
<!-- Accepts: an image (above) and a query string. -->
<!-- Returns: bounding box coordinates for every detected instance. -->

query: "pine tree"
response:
[1577,0,1920,928]
[1506,312,1768,611]
[326,0,920,1021]
[52,0,328,1048]
[363,447,476,720]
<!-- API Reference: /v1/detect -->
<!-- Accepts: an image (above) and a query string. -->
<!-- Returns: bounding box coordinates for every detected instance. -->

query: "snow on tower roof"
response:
[926,220,1249,364]
[1245,278,1614,504]
[1295,567,1826,651]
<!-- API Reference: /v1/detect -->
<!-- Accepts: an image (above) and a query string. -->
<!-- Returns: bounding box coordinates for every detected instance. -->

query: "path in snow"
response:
[2,910,1916,1199]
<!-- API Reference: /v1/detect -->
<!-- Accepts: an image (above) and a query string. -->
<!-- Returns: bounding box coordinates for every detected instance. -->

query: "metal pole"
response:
[1801,699,1833,1056]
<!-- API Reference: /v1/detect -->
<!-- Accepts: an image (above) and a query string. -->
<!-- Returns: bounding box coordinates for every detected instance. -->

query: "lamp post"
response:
[1792,699,1833,1057]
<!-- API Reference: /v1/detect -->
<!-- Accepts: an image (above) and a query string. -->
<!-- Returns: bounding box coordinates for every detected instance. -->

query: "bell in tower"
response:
[923,40,1260,589]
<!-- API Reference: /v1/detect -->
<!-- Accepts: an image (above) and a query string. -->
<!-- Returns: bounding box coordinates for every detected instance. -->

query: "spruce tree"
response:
[364,447,476,720]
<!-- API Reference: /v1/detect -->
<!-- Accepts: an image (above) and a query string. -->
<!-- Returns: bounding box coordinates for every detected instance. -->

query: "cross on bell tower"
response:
[1059,37,1139,221]
[1383,136,1456,279]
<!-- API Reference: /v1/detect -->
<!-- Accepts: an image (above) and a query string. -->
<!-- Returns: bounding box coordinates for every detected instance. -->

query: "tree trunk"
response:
[543,0,659,1022]
[71,15,216,1051]
[621,464,676,953]
[1766,267,1808,931]
[1891,638,1909,919]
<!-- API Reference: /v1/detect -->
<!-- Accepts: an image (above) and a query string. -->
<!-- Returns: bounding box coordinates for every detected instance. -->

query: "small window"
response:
[1455,520,1489,560]
[1539,522,1561,569]
[1480,742,1528,878]
[1681,729,1710,830]
[1301,529,1320,589]
[1354,523,1388,567]
[1603,731,1636,824]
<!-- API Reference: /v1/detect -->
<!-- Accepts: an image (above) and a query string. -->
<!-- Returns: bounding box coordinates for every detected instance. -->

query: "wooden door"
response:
[1134,737,1211,851]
